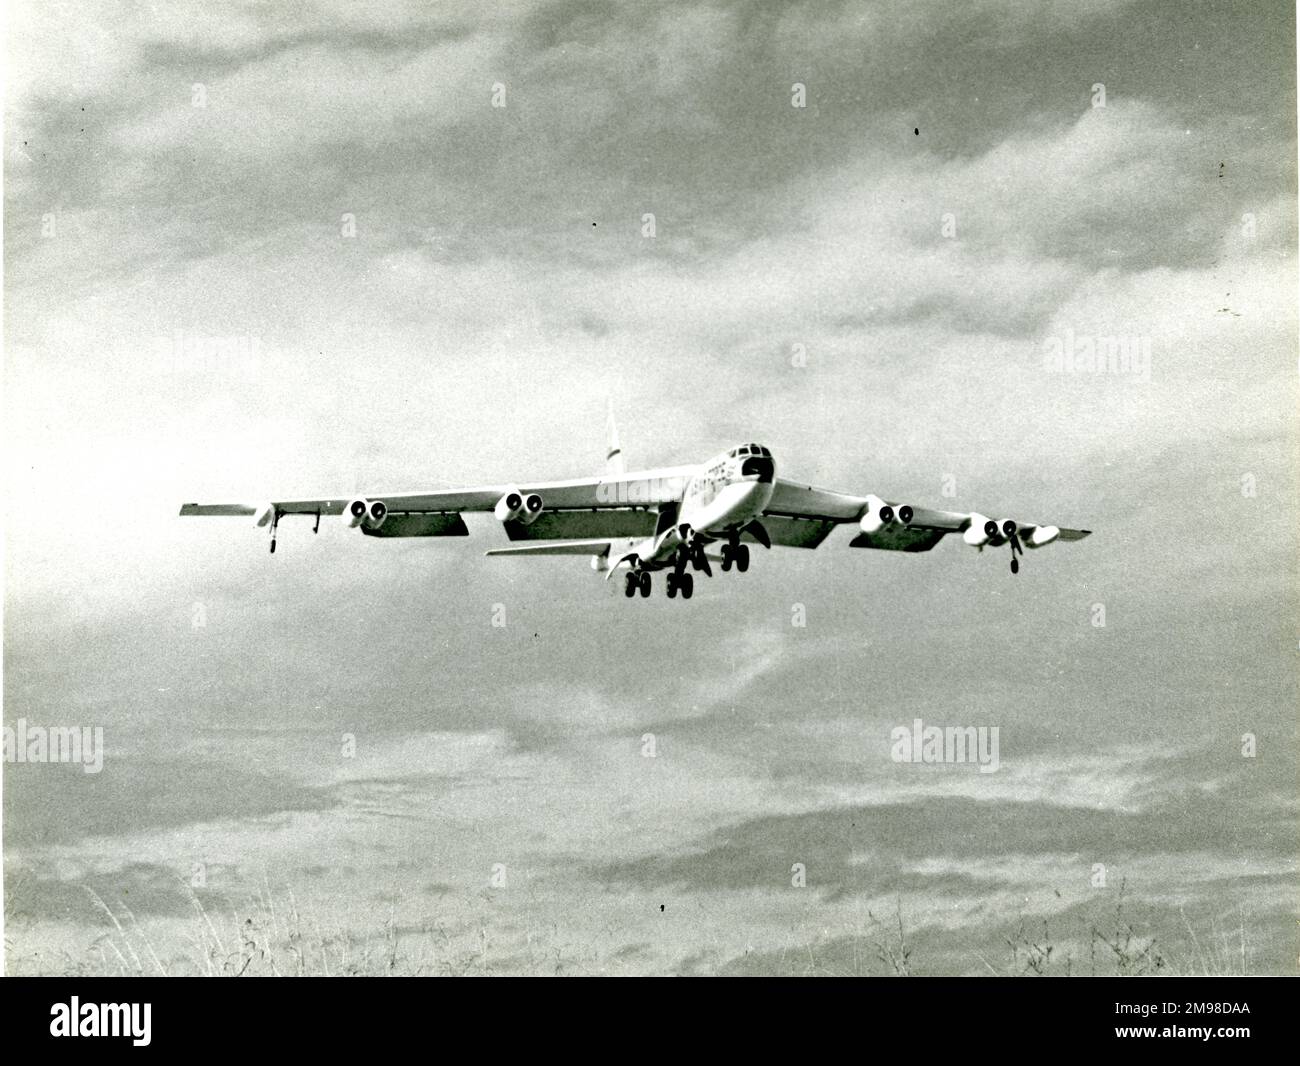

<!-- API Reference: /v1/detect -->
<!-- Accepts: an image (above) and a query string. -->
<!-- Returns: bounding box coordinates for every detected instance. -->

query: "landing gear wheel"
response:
[624,572,637,598]
[735,544,750,573]
[680,573,694,600]
[720,544,734,571]
[666,573,678,599]
[639,571,652,597]
[1010,557,1019,575]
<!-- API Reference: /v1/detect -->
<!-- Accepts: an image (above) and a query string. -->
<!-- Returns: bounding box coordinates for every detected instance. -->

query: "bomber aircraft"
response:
[181,410,1090,599]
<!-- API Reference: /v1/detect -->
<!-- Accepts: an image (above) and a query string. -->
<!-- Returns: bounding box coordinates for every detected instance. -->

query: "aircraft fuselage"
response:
[633,444,775,570]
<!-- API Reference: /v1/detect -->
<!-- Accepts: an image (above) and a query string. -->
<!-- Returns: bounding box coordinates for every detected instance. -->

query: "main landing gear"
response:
[666,571,694,599]
[623,571,652,598]
[667,541,701,599]
[720,540,749,572]
[622,568,693,600]
[622,529,759,603]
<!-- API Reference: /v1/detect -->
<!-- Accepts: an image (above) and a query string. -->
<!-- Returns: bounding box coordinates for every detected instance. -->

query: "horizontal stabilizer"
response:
[485,539,614,558]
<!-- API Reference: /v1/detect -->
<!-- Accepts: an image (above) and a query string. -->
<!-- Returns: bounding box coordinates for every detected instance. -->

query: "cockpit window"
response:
[741,455,775,483]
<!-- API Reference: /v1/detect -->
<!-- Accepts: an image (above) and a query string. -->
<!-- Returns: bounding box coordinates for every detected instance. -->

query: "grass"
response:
[3,875,1268,976]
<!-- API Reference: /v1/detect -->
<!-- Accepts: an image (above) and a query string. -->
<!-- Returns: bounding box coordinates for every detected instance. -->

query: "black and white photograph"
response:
[2,0,1297,1005]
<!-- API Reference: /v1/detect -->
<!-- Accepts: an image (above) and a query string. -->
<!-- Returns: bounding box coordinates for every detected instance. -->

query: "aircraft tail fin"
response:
[604,400,625,477]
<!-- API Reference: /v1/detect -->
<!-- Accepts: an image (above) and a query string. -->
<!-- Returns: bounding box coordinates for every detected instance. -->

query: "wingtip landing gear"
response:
[1008,527,1023,575]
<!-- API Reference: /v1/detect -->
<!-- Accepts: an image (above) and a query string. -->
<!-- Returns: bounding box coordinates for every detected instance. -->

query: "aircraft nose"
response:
[741,455,775,483]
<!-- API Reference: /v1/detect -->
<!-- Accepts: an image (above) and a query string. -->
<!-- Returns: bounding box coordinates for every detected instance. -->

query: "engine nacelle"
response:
[346,498,370,529]
[494,489,525,523]
[590,554,609,572]
[859,494,905,536]
[1025,524,1059,548]
[964,515,1017,547]
[517,493,544,525]
[963,513,992,547]
[345,497,387,529]
[254,503,276,528]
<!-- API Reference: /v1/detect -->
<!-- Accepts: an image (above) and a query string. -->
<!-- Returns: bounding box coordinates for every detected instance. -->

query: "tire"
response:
[736,545,750,573]
[639,571,652,597]
[681,574,694,599]
[624,574,636,598]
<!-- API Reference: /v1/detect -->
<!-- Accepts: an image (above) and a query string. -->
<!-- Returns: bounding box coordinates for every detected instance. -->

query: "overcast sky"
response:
[4,0,1297,974]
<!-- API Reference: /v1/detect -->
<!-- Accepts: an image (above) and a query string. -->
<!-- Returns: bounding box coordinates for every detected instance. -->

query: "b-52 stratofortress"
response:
[181,409,1090,599]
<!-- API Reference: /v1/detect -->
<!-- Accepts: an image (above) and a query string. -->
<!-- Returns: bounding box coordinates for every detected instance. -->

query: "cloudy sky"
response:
[4,0,1296,974]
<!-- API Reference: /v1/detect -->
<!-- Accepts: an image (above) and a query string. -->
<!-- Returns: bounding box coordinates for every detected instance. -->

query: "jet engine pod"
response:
[962,513,993,547]
[365,500,388,529]
[897,504,914,525]
[859,494,897,535]
[254,502,276,528]
[346,498,370,528]
[1001,519,1017,538]
[517,493,544,525]
[494,489,525,523]
[1026,524,1060,548]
